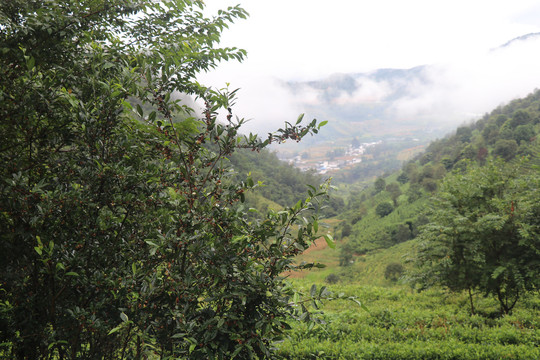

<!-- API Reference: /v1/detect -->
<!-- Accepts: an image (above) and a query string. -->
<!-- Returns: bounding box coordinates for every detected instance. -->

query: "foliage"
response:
[493,139,518,160]
[340,222,352,239]
[396,172,409,184]
[375,202,394,217]
[324,274,340,285]
[384,263,404,281]
[342,86,540,259]
[229,148,322,210]
[385,182,402,206]
[374,177,386,194]
[339,242,355,267]
[0,1,334,358]
[414,160,540,314]
[278,284,540,359]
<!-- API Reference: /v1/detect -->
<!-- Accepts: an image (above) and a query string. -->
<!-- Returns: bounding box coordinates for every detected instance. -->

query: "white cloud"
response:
[199,1,540,134]
[389,36,540,124]
[332,79,392,105]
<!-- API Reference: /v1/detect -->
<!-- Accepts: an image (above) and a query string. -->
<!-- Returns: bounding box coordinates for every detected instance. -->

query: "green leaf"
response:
[145,240,158,247]
[492,266,506,279]
[323,234,335,249]
[318,120,328,129]
[350,298,369,312]
[120,312,129,322]
[136,104,143,118]
[108,325,122,335]
[26,56,35,71]
[310,284,317,297]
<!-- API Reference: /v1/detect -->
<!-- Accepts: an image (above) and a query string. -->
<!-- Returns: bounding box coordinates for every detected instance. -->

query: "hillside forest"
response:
[280,87,540,360]
[1,1,540,360]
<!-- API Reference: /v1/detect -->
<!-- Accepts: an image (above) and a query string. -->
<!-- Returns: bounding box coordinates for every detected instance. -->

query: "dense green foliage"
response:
[0,1,334,358]
[414,160,540,314]
[229,149,327,211]
[3,1,540,359]
[339,89,540,263]
[278,283,540,359]
[277,235,539,359]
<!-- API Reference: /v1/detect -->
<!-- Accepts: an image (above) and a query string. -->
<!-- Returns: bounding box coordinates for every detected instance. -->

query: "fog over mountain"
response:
[204,33,540,143]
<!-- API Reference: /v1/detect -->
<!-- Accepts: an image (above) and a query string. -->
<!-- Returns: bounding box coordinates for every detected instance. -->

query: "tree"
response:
[324,273,340,284]
[414,160,540,314]
[339,242,355,266]
[397,172,409,184]
[421,178,438,193]
[406,183,423,203]
[493,139,518,161]
[374,177,386,194]
[455,126,472,143]
[482,122,499,144]
[384,263,404,281]
[385,183,402,206]
[375,202,394,217]
[509,110,531,128]
[514,124,535,144]
[391,224,411,244]
[0,2,340,358]
[341,222,352,239]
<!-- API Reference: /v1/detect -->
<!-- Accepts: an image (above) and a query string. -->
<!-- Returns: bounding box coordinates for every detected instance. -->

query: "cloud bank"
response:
[390,36,540,124]
[199,34,540,137]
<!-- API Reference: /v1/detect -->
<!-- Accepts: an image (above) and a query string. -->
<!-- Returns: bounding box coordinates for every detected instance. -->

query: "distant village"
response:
[280,141,382,174]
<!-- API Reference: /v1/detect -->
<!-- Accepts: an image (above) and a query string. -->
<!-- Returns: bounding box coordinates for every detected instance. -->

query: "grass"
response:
[279,231,540,359]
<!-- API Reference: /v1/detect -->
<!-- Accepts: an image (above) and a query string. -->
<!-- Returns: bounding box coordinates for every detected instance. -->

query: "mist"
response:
[389,35,540,125]
[200,34,540,138]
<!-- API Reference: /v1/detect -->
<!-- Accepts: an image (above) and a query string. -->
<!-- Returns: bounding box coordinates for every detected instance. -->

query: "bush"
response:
[0,2,330,358]
[325,274,341,284]
[375,202,394,217]
[384,263,405,281]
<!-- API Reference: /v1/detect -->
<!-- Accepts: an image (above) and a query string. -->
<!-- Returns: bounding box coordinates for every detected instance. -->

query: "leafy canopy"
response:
[414,160,540,314]
[0,1,339,359]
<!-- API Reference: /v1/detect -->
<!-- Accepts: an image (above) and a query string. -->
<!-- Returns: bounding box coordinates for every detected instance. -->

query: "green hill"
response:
[338,89,540,263]
[276,90,540,359]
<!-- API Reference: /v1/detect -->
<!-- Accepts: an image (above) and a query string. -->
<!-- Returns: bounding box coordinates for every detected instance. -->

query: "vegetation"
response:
[414,160,540,314]
[339,89,540,267]
[0,1,336,358]
[2,0,540,359]
[278,282,540,359]
[287,88,540,358]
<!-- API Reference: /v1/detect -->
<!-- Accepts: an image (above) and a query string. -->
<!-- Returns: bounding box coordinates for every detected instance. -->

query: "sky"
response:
[199,0,540,133]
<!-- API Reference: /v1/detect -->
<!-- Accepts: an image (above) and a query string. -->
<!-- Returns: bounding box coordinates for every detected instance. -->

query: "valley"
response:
[270,88,540,358]
[3,2,540,359]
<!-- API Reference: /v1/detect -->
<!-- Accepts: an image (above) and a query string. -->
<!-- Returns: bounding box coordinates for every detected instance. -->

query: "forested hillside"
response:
[339,89,540,258]
[230,148,345,216]
[2,1,540,359]
[281,90,540,359]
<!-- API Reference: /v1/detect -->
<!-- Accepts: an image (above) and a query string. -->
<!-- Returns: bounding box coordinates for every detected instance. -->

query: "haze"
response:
[200,0,540,134]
